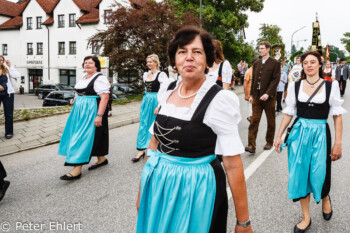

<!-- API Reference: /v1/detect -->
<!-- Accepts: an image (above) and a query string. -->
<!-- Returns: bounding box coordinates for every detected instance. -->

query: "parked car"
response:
[36,84,75,99]
[42,91,75,107]
[112,83,136,96]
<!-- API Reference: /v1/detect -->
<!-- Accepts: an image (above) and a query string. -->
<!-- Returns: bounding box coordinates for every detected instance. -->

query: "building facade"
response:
[0,0,134,93]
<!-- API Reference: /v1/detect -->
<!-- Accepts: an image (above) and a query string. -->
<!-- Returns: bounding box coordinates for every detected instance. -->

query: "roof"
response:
[42,16,54,25]
[0,0,29,17]
[73,0,101,12]
[0,16,22,29]
[76,8,99,24]
[36,0,60,14]
[129,0,147,8]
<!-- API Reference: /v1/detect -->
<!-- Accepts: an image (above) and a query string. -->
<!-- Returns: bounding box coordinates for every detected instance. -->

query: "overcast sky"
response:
[245,0,350,56]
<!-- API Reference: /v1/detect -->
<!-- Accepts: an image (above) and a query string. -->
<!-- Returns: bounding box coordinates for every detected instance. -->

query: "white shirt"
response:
[74,72,110,95]
[283,80,346,116]
[143,71,170,101]
[207,60,232,84]
[340,66,344,76]
[153,78,245,156]
[292,64,302,69]
[3,64,20,94]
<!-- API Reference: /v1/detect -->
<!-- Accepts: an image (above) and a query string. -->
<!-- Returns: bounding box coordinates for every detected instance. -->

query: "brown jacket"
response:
[250,57,281,99]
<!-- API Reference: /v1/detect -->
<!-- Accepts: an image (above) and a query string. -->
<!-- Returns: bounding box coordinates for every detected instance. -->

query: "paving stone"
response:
[19,134,41,143]
[0,138,22,147]
[17,140,42,150]
[22,129,44,137]
[0,145,19,156]
[38,135,61,144]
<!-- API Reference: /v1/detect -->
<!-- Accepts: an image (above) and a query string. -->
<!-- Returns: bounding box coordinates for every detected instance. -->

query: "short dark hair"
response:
[168,26,215,74]
[82,56,101,72]
[259,41,271,50]
[300,51,323,80]
[340,58,346,62]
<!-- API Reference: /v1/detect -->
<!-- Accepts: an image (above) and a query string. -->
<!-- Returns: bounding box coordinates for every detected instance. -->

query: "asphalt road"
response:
[0,90,349,233]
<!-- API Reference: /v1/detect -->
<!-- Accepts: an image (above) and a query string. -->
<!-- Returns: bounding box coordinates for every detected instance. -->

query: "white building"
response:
[0,0,139,93]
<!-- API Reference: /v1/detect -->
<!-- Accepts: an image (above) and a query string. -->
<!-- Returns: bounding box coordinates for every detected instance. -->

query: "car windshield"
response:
[63,93,75,100]
[57,85,74,90]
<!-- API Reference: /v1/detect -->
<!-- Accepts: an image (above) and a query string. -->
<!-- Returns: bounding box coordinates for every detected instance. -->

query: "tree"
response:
[88,1,199,92]
[341,32,350,54]
[326,45,346,62]
[256,24,285,51]
[171,0,264,66]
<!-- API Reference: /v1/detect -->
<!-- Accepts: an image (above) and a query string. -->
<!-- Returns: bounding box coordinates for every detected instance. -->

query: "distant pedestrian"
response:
[58,56,110,180]
[241,61,248,85]
[243,58,257,122]
[237,60,243,85]
[0,161,10,202]
[108,79,113,117]
[0,56,20,139]
[231,69,236,90]
[245,41,280,154]
[274,51,346,232]
[323,61,334,82]
[276,63,288,113]
[207,40,232,90]
[335,58,349,97]
[293,56,302,69]
[132,54,169,162]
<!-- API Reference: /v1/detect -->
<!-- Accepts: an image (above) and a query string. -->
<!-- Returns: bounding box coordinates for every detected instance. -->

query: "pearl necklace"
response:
[178,83,198,99]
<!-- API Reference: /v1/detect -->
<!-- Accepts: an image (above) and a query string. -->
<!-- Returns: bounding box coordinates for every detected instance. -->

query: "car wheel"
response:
[38,93,43,99]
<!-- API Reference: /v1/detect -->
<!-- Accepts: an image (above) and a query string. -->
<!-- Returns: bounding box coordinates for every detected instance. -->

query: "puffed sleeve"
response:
[93,75,111,95]
[329,81,347,116]
[222,60,233,84]
[283,81,296,116]
[203,90,245,156]
[157,72,171,102]
[143,72,148,82]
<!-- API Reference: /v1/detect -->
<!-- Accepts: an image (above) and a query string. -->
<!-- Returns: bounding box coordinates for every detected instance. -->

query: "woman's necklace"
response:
[305,77,320,88]
[178,83,198,99]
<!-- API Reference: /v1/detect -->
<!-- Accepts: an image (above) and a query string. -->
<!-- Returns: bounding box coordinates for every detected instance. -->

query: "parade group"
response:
[0,26,348,233]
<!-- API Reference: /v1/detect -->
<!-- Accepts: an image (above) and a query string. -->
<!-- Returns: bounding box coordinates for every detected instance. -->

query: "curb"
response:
[0,116,140,157]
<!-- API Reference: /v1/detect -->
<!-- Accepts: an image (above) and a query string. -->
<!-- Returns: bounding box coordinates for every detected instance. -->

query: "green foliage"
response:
[257,24,285,50]
[170,0,264,67]
[341,32,350,54]
[290,50,303,63]
[326,45,346,62]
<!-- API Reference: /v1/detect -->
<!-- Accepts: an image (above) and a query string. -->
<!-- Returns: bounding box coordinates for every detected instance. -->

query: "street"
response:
[0,91,349,233]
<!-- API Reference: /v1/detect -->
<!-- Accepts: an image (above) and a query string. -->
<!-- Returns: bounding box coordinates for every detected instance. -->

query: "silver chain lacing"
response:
[154,121,182,154]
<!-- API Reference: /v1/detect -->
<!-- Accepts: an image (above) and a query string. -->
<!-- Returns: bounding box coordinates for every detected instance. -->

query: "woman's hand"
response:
[0,85,4,91]
[274,137,282,154]
[154,106,160,115]
[235,225,253,233]
[136,193,140,213]
[330,143,342,161]
[94,116,102,127]
[244,95,249,101]
[70,98,75,105]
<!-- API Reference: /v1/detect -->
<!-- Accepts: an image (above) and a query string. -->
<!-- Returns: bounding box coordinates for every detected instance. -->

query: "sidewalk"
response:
[0,85,244,156]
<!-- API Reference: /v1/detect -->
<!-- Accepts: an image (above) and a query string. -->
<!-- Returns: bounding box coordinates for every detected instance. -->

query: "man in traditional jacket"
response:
[335,58,349,97]
[245,41,281,153]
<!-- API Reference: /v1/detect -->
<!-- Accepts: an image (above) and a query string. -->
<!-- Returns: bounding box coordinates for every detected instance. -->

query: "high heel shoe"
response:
[323,195,333,221]
[131,151,146,163]
[294,218,311,233]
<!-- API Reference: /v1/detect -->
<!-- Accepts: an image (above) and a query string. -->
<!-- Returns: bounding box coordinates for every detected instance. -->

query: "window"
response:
[91,42,100,54]
[104,10,112,24]
[27,17,32,30]
[69,14,76,27]
[58,42,65,55]
[27,43,33,55]
[2,44,8,55]
[69,41,76,54]
[58,15,64,28]
[36,17,42,29]
[37,43,43,55]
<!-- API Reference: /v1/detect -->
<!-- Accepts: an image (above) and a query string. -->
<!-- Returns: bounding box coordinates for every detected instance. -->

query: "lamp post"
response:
[291,26,306,53]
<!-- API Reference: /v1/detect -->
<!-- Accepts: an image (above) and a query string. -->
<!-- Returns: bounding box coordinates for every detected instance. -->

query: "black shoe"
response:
[88,159,108,170]
[5,134,13,139]
[294,219,311,233]
[245,145,256,154]
[323,195,333,221]
[60,173,81,180]
[131,152,146,163]
[0,181,10,202]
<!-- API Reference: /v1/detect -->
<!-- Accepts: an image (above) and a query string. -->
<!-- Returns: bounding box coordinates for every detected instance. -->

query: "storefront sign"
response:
[27,60,43,65]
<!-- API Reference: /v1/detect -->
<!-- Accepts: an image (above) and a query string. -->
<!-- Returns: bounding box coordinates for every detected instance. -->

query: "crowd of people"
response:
[0,25,348,233]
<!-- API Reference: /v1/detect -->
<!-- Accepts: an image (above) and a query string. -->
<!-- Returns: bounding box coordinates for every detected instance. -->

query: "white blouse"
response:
[207,60,232,84]
[143,70,171,101]
[283,80,346,116]
[153,78,245,156]
[75,72,110,95]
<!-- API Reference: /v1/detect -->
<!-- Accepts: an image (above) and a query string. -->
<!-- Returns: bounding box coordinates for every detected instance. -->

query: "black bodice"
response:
[144,72,161,93]
[153,82,222,158]
[295,80,332,119]
[75,73,102,96]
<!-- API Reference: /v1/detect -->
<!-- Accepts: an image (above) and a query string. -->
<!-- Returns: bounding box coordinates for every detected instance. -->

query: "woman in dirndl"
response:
[132,54,169,162]
[274,51,346,232]
[135,26,252,233]
[58,56,110,180]
[322,60,333,82]
[207,40,232,90]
